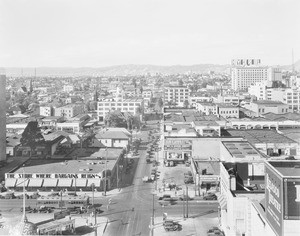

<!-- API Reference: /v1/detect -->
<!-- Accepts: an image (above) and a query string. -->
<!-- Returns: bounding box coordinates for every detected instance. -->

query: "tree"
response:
[155,98,163,111]
[184,100,189,108]
[105,111,127,128]
[20,121,45,156]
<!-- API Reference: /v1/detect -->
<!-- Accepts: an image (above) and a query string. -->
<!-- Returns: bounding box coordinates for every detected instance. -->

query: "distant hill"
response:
[280,59,300,72]
[3,64,231,77]
[3,60,299,77]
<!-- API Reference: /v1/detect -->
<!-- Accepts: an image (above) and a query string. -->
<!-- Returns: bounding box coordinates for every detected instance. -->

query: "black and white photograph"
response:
[0,0,300,235]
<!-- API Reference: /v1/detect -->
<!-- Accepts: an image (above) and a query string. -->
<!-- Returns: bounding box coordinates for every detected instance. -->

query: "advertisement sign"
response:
[164,139,192,150]
[265,166,283,236]
[284,178,300,220]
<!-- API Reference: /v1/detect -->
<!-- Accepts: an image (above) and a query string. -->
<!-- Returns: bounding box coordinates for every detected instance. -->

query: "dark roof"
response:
[268,161,300,177]
[263,112,300,121]
[253,100,285,105]
[226,129,297,144]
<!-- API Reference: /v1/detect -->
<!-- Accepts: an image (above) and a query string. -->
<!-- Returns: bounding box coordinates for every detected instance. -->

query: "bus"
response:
[37,195,89,209]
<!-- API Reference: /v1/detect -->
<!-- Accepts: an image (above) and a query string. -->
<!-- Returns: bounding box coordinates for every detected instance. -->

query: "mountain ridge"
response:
[3,60,299,77]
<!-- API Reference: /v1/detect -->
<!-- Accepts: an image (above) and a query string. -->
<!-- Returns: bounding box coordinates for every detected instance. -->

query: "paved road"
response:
[102,127,218,236]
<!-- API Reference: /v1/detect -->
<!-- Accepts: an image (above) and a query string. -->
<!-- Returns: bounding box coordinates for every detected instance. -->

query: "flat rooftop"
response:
[222,141,262,159]
[12,160,116,174]
[226,129,296,144]
[268,161,300,177]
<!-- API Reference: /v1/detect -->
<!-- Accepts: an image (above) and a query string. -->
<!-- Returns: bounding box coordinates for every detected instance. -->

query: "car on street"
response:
[207,227,224,236]
[179,195,193,201]
[203,193,217,200]
[163,220,181,231]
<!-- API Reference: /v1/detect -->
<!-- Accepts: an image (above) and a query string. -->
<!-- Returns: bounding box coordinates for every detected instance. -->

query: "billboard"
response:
[284,178,300,220]
[265,165,283,236]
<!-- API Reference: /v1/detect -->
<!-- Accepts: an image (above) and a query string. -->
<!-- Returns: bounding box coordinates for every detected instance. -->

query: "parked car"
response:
[285,156,295,160]
[179,195,193,201]
[207,227,224,236]
[203,193,217,200]
[163,220,181,231]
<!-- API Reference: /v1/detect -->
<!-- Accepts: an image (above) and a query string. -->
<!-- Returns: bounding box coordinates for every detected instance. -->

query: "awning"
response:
[72,179,87,188]
[43,178,58,187]
[218,194,227,210]
[28,178,43,187]
[16,178,30,188]
[5,178,16,188]
[87,179,101,187]
[57,179,73,187]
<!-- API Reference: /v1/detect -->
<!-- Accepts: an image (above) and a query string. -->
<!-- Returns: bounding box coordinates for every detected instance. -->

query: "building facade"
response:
[164,86,190,107]
[40,106,53,117]
[231,59,281,91]
[0,74,6,162]
[54,104,84,118]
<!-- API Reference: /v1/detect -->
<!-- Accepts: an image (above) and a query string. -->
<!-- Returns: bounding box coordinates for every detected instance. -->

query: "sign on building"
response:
[265,165,283,236]
[283,178,300,220]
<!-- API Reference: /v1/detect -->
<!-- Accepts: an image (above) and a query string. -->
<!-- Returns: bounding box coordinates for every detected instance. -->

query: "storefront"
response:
[163,138,192,165]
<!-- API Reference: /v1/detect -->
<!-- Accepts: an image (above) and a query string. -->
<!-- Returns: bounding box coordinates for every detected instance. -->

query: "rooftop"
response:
[13,160,116,174]
[95,130,131,140]
[253,100,285,105]
[225,129,297,144]
[268,160,300,177]
[193,120,219,126]
[222,141,262,159]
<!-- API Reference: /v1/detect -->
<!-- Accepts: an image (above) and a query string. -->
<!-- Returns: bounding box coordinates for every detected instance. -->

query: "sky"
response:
[0,0,299,67]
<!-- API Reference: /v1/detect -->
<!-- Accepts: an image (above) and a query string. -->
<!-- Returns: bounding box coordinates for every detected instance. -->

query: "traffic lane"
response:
[0,199,38,211]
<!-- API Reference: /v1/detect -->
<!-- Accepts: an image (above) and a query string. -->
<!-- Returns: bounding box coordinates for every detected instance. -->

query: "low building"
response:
[225,129,299,157]
[192,120,220,136]
[4,158,123,191]
[245,100,289,117]
[95,129,131,150]
[219,160,300,236]
[217,103,239,119]
[54,104,85,119]
[195,102,217,115]
[40,106,54,117]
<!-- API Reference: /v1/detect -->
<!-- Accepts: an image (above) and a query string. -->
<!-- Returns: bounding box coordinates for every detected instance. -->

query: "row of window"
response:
[98,107,135,111]
[98,103,139,106]
[219,110,238,114]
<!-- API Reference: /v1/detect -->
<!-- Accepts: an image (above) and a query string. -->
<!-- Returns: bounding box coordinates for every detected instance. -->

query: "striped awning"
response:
[218,194,227,210]
[43,178,58,187]
[87,179,101,187]
[72,179,87,188]
[5,178,17,188]
[28,178,43,187]
[16,178,30,188]
[57,179,73,187]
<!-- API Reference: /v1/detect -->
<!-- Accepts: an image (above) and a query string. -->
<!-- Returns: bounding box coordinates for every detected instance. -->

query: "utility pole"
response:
[183,189,185,219]
[22,165,26,218]
[186,185,189,218]
[151,194,155,236]
[116,163,119,189]
[74,177,77,196]
[104,148,108,196]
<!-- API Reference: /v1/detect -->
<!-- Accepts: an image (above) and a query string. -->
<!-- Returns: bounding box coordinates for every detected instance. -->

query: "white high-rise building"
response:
[0,74,6,162]
[231,59,282,91]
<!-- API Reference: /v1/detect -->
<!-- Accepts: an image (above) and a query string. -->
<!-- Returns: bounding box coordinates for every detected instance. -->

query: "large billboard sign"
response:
[284,178,300,220]
[265,166,283,236]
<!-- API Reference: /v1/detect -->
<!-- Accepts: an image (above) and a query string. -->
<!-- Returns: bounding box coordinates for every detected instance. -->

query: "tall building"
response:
[0,74,6,162]
[164,85,190,107]
[231,59,282,91]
